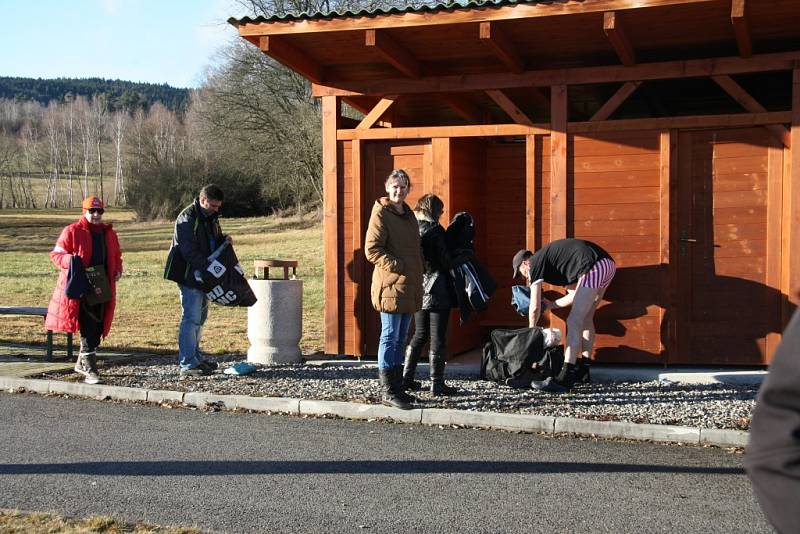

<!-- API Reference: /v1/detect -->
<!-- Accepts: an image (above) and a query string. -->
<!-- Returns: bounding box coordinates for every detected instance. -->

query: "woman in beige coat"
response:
[365,169,423,410]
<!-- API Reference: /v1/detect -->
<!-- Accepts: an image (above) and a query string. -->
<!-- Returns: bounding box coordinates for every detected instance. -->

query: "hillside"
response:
[0,76,189,112]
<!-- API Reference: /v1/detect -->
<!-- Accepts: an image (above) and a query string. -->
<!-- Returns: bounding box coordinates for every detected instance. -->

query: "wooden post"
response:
[322,96,341,355]
[786,67,800,309]
[351,139,364,356]
[525,134,538,251]
[766,142,784,360]
[660,130,677,362]
[550,84,568,241]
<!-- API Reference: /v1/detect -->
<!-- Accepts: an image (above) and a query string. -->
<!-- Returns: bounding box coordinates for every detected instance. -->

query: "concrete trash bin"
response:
[247,260,302,364]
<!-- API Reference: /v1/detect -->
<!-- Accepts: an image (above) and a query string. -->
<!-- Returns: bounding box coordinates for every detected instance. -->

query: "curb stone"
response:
[422,408,555,433]
[555,417,701,444]
[0,376,747,448]
[0,377,51,394]
[230,395,301,415]
[700,428,750,448]
[299,399,423,424]
[147,389,185,404]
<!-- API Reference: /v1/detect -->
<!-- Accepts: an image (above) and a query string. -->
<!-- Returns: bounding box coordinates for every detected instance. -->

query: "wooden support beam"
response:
[479,22,524,74]
[313,50,800,97]
[441,94,483,124]
[525,134,539,251]
[365,29,422,78]
[590,81,641,121]
[786,66,800,308]
[603,11,636,66]
[336,111,791,140]
[350,139,365,356]
[766,141,783,359]
[712,75,790,147]
[322,96,340,355]
[259,36,323,83]
[356,95,398,129]
[486,89,534,126]
[731,0,752,58]
[550,85,568,241]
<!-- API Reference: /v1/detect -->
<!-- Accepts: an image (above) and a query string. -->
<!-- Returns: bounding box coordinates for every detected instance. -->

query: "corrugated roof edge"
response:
[227,0,541,25]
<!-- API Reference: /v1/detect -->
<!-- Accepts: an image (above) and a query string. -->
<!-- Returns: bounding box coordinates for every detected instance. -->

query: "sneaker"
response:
[75,353,102,385]
[531,377,568,393]
[179,366,212,377]
[198,360,219,372]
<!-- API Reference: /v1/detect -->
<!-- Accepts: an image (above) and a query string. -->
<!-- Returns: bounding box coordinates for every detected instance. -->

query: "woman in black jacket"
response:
[403,194,459,396]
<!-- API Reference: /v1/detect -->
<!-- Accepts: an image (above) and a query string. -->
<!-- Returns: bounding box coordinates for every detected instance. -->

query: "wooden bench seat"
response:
[0,306,73,361]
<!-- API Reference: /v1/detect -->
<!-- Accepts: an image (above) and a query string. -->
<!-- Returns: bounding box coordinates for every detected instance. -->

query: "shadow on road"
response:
[0,460,744,476]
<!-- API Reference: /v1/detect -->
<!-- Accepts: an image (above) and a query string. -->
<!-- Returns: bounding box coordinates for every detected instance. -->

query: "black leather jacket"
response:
[418,218,457,310]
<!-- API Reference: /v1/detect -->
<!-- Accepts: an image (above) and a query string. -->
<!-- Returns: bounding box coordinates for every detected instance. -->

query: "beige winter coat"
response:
[365,197,423,314]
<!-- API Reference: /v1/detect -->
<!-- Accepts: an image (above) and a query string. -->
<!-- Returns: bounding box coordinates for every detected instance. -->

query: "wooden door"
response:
[675,128,782,364]
[359,141,431,356]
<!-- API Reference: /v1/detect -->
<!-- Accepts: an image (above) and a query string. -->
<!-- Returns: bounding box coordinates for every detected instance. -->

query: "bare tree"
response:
[90,95,108,202]
[42,103,62,208]
[111,110,128,205]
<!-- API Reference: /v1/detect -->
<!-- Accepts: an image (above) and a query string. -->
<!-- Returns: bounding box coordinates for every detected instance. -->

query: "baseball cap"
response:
[512,249,532,279]
[81,196,104,210]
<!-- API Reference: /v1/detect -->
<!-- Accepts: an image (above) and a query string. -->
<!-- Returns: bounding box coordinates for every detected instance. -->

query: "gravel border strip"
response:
[0,376,749,448]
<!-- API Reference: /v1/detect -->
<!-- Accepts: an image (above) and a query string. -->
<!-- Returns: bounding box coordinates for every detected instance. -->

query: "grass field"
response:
[0,208,325,356]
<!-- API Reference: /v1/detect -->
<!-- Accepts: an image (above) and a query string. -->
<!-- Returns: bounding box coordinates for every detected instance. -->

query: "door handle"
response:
[679,237,697,243]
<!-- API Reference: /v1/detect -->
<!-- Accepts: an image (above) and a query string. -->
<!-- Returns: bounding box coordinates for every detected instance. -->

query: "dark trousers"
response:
[408,309,450,356]
[79,302,104,353]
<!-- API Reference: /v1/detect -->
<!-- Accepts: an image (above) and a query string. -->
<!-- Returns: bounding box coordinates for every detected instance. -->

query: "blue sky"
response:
[0,0,248,88]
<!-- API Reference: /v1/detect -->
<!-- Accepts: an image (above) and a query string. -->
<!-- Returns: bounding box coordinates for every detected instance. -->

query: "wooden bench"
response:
[0,306,73,361]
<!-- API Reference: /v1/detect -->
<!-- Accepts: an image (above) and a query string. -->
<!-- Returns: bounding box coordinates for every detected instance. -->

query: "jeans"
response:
[378,312,412,369]
[408,309,450,357]
[178,284,209,370]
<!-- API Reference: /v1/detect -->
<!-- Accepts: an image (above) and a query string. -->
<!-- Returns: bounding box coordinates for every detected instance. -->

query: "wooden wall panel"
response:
[570,130,665,363]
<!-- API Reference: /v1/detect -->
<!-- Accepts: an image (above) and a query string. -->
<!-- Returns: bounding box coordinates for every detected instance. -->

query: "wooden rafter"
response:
[603,11,636,66]
[356,95,398,129]
[335,111,791,140]
[486,89,534,126]
[731,0,752,58]
[712,75,790,147]
[259,36,323,83]
[479,22,524,74]
[313,51,800,97]
[590,81,641,121]
[236,0,719,36]
[365,29,422,78]
[441,94,483,124]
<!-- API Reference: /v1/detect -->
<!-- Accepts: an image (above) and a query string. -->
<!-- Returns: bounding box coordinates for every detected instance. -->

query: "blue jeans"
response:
[378,312,412,369]
[178,284,208,370]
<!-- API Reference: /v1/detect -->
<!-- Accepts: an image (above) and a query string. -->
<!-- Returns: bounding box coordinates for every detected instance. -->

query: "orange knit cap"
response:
[81,196,104,211]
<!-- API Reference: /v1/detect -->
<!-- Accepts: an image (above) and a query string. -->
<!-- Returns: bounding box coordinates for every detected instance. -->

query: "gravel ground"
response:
[42,354,758,430]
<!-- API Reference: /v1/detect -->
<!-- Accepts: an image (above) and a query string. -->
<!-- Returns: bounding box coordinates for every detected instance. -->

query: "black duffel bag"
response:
[480,327,564,388]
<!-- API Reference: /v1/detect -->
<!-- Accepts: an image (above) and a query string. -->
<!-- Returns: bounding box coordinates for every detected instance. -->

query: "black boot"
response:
[402,345,423,391]
[430,352,458,396]
[532,362,577,393]
[575,358,591,384]
[379,368,413,410]
[393,366,418,405]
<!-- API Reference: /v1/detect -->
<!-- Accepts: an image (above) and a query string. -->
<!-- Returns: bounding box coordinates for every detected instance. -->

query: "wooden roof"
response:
[230,0,800,125]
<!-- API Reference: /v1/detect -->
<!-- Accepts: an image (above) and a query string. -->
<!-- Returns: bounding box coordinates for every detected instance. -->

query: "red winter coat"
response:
[45,217,123,337]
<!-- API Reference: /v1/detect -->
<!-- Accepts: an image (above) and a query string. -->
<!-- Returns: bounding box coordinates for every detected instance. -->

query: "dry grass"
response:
[0,509,202,533]
[0,208,324,355]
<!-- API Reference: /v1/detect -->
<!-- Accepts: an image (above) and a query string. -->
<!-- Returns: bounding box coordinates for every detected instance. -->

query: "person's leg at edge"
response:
[378,312,412,409]
[404,310,430,389]
[393,313,417,403]
[76,302,103,384]
[557,286,602,387]
[577,286,606,383]
[429,309,457,395]
[178,284,206,371]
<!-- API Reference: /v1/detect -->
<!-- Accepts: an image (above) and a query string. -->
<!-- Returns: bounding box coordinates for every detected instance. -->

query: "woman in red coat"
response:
[46,197,123,384]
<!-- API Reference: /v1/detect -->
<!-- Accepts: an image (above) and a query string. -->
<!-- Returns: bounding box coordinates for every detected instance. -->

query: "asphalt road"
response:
[0,392,770,534]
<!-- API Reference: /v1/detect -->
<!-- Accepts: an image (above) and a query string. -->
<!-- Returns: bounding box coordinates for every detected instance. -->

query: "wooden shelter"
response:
[230,0,800,365]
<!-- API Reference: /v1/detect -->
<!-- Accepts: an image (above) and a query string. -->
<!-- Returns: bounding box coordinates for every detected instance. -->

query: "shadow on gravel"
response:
[0,460,744,476]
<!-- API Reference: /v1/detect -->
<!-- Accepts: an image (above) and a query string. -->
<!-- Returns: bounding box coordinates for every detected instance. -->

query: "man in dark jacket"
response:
[164,184,229,376]
[745,306,800,534]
